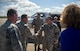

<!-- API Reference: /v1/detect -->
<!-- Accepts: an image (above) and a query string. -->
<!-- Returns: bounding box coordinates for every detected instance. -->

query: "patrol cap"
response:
[37,12,40,15]
[21,14,27,19]
[46,16,53,20]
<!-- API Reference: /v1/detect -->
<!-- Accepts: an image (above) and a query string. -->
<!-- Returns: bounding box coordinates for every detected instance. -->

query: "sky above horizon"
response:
[0,0,80,16]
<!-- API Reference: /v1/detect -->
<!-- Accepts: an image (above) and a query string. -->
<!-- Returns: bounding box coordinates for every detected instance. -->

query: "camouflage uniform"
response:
[32,18,43,44]
[53,21,61,51]
[0,20,23,51]
[16,21,32,51]
[32,18,43,33]
[32,18,43,51]
[37,22,60,51]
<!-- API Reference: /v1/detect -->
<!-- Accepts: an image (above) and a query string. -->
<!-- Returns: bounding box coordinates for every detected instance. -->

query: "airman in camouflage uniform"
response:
[0,9,23,51]
[32,13,43,33]
[32,13,43,51]
[53,16,61,51]
[36,17,60,51]
[16,14,32,51]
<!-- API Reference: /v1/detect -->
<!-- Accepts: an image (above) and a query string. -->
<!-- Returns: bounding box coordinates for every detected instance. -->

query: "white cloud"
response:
[52,6,63,14]
[0,0,29,2]
[44,8,51,13]
[0,0,80,16]
[18,1,40,8]
[0,0,40,16]
[4,3,18,9]
[0,0,11,2]
[62,4,67,7]
[51,1,80,14]
[37,9,43,12]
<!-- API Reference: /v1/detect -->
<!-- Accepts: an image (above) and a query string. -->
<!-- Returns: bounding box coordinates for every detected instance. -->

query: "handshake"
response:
[34,33,39,39]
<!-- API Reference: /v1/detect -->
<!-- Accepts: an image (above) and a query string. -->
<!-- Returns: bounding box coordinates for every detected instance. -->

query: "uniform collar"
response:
[35,17,42,19]
[20,21,27,26]
[5,20,12,25]
[2,20,13,28]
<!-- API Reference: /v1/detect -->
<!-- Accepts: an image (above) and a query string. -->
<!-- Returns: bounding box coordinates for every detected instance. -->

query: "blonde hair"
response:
[60,4,80,28]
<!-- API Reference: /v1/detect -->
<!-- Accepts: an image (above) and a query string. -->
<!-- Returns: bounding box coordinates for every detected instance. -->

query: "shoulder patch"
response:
[9,23,18,29]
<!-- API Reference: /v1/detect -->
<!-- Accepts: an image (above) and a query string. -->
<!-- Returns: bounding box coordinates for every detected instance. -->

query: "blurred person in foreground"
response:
[32,13,43,51]
[60,4,80,51]
[0,9,23,51]
[16,14,32,51]
[35,17,60,51]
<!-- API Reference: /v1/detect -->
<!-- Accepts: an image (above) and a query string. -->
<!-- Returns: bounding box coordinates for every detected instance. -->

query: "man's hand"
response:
[34,33,39,39]
[54,40,58,45]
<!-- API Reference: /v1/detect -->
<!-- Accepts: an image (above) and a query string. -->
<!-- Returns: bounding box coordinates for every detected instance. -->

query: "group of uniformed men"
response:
[0,9,60,51]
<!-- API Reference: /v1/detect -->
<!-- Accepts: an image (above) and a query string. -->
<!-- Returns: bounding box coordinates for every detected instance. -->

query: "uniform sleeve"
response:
[37,24,45,36]
[25,26,32,38]
[6,28,23,51]
[42,19,44,25]
[54,25,60,40]
[32,19,35,27]
[0,27,6,51]
[57,22,61,32]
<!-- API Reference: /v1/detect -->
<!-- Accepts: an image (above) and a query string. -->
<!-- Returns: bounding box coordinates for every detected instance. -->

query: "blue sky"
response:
[30,0,77,8]
[0,0,80,16]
